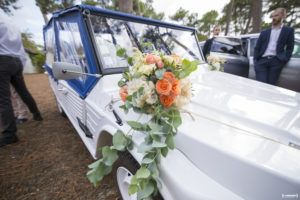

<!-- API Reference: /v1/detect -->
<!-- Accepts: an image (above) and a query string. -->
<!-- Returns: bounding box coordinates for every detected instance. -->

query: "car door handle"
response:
[58,87,68,95]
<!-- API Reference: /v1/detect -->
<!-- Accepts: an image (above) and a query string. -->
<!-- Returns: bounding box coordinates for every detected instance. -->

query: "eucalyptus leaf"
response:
[86,161,112,187]
[161,147,168,157]
[129,184,139,195]
[136,167,151,179]
[127,121,145,131]
[155,178,162,190]
[88,159,101,169]
[113,130,127,151]
[131,174,138,185]
[118,80,126,87]
[102,146,118,166]
[137,142,153,153]
[165,134,174,150]
[137,181,155,199]
[152,140,167,148]
[155,68,166,80]
[149,162,159,179]
[149,123,163,132]
[142,157,154,164]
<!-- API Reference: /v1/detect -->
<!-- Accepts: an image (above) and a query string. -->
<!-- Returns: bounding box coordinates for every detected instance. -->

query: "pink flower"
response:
[145,54,156,64]
[156,59,164,68]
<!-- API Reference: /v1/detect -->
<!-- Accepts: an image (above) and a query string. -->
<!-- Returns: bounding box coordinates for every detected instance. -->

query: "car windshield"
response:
[90,15,201,69]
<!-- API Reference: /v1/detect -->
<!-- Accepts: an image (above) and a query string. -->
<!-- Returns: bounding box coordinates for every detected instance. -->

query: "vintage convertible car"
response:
[43,5,300,200]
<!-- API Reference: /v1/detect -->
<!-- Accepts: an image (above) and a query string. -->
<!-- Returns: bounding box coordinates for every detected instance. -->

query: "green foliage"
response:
[81,0,99,6]
[21,32,45,73]
[0,0,20,14]
[177,59,199,79]
[197,10,219,36]
[133,0,164,20]
[87,130,133,186]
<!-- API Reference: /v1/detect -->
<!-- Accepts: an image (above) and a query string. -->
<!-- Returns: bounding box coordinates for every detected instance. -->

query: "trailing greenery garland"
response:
[87,45,199,199]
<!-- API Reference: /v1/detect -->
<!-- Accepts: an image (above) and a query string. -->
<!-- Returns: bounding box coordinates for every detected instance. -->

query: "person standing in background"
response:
[0,9,43,147]
[10,85,29,124]
[254,8,294,85]
[202,25,221,61]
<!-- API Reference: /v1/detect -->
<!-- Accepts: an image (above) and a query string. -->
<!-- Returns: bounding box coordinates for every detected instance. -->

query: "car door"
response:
[54,11,100,147]
[278,40,300,92]
[210,37,249,77]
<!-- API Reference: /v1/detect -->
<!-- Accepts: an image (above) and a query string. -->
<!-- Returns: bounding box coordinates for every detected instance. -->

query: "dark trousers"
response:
[0,55,40,139]
[254,57,285,85]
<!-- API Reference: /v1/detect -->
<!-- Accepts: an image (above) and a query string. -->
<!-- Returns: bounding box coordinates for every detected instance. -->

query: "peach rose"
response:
[160,95,175,108]
[163,72,175,81]
[119,86,128,102]
[156,79,171,95]
[156,59,164,69]
[171,79,181,96]
[145,54,156,64]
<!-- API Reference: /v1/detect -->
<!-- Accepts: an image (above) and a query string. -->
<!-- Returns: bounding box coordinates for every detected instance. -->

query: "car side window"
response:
[292,41,300,58]
[211,37,242,55]
[249,38,258,57]
[44,21,57,68]
[56,21,88,82]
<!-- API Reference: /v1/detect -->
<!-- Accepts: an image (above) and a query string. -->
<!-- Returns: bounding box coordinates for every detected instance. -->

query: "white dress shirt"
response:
[0,10,27,66]
[262,26,283,57]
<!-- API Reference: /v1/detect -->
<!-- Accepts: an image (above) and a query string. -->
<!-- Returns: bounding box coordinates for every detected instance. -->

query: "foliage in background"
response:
[35,0,76,24]
[21,33,45,73]
[170,0,300,40]
[0,0,20,14]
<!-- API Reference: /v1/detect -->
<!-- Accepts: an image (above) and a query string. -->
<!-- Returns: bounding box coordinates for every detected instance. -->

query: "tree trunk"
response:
[119,0,133,14]
[225,0,234,35]
[252,0,262,33]
[41,12,48,24]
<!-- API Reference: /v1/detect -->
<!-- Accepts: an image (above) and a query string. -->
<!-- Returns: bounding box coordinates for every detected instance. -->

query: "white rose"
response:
[138,64,156,76]
[212,62,220,70]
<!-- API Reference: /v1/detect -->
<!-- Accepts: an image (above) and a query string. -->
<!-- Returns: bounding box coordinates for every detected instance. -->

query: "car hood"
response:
[173,65,300,198]
[100,65,300,198]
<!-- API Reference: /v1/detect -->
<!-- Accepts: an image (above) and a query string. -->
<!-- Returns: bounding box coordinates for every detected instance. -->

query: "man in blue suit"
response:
[254,8,294,85]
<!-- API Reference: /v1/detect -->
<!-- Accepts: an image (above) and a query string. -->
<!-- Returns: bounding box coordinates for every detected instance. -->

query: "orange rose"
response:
[156,79,171,95]
[171,79,181,96]
[160,95,175,108]
[145,54,156,64]
[119,86,128,102]
[163,72,175,81]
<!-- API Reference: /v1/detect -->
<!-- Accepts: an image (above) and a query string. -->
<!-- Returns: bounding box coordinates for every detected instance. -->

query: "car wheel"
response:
[56,98,67,118]
[114,151,163,200]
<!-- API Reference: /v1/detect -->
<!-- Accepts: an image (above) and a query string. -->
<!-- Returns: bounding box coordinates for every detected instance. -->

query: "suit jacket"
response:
[254,26,294,63]
[202,37,214,61]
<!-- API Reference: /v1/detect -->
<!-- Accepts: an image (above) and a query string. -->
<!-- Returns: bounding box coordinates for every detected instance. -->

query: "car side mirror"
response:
[53,62,101,80]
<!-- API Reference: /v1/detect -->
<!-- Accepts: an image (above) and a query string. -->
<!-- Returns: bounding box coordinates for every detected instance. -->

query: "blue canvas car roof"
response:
[45,4,196,32]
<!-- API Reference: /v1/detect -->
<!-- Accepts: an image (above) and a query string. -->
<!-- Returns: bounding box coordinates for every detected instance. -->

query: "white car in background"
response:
[44,5,300,200]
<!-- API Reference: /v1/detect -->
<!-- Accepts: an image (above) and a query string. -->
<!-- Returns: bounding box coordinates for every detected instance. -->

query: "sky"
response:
[7,0,228,46]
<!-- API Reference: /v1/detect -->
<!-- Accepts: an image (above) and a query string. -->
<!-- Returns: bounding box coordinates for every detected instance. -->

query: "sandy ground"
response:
[0,74,119,200]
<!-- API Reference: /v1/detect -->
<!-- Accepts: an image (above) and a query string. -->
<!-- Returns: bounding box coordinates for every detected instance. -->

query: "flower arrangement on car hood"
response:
[207,55,226,71]
[87,46,199,199]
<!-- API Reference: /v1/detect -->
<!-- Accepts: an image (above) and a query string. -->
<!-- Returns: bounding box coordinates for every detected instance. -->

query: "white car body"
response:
[45,5,300,200]
[48,65,300,200]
